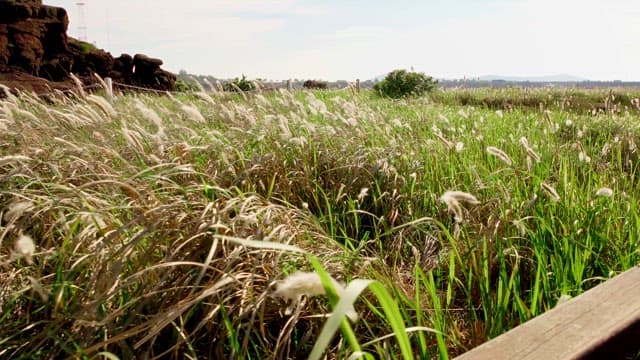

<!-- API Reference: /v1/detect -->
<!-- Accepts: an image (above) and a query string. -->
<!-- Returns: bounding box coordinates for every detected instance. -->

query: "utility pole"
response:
[76,1,87,41]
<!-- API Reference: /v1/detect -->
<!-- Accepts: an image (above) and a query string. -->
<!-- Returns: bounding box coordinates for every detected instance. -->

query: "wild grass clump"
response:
[1,86,639,359]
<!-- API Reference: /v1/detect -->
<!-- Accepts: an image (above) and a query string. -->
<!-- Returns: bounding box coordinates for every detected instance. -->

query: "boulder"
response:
[132,54,176,91]
[110,53,133,83]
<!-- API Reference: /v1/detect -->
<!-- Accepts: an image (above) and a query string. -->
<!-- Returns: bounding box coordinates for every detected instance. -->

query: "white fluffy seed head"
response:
[511,219,526,237]
[272,271,343,301]
[272,271,358,321]
[357,187,369,201]
[440,191,480,224]
[578,151,591,163]
[595,187,613,197]
[15,234,36,264]
[4,201,33,222]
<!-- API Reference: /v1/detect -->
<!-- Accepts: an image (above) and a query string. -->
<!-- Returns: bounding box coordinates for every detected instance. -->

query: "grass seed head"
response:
[272,271,343,301]
[541,182,561,202]
[272,271,358,321]
[578,151,591,163]
[4,201,33,222]
[595,187,613,197]
[440,191,480,205]
[486,146,513,166]
[15,234,36,264]
[440,191,479,223]
[181,104,206,123]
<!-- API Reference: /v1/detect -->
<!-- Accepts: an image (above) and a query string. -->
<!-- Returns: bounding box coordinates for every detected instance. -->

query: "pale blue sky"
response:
[45,0,640,81]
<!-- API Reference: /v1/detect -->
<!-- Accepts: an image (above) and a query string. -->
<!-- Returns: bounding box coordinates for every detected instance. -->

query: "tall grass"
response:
[0,86,639,358]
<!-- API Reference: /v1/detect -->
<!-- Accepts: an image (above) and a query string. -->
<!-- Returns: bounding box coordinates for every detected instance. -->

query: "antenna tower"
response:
[76,1,87,41]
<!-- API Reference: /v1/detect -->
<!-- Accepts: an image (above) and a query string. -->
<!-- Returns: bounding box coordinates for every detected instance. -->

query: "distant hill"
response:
[477,74,587,82]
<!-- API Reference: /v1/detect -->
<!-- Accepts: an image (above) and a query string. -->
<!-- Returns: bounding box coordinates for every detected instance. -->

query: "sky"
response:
[44,0,640,81]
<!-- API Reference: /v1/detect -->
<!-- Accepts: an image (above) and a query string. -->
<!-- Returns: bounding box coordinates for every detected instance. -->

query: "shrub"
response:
[373,69,438,98]
[174,79,200,92]
[303,80,328,90]
[223,74,257,92]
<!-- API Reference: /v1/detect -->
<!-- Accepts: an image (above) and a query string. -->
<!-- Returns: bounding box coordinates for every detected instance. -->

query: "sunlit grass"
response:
[0,86,639,359]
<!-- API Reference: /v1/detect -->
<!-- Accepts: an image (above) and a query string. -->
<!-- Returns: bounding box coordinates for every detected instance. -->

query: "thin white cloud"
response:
[316,26,397,42]
[186,0,334,16]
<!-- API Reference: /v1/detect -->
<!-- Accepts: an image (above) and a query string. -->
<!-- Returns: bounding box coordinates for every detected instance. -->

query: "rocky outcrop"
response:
[131,54,175,90]
[0,0,68,75]
[0,0,176,93]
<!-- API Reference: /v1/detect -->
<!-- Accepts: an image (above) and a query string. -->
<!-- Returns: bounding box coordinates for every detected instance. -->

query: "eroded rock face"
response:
[0,0,176,93]
[131,54,176,90]
[0,0,67,75]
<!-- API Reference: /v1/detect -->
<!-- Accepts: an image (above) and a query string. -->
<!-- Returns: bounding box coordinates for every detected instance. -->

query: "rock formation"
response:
[0,0,176,94]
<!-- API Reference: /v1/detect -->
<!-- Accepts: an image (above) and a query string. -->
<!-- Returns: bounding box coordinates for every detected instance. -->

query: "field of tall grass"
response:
[1,84,640,359]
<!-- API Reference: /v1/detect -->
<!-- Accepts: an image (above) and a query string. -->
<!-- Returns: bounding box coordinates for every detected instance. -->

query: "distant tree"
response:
[223,74,256,92]
[373,69,438,98]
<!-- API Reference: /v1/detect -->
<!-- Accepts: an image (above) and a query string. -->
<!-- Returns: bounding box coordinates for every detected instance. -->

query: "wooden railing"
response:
[455,266,640,360]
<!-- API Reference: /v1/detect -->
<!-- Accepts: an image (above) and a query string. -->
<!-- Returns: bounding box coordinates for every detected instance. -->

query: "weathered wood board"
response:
[455,266,640,360]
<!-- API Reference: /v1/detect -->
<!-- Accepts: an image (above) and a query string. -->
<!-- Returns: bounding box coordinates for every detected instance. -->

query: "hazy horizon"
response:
[45,0,640,82]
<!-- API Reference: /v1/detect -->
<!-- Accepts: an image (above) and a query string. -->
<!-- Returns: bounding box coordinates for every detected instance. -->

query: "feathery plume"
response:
[519,137,541,163]
[434,132,452,149]
[87,94,116,117]
[357,188,369,201]
[526,147,541,163]
[440,191,480,223]
[578,151,591,163]
[69,73,86,98]
[440,191,480,205]
[272,271,357,321]
[15,234,36,264]
[486,146,513,166]
[595,187,613,197]
[0,155,32,166]
[181,104,206,123]
[511,219,526,237]
[4,201,33,222]
[540,183,560,202]
[272,271,339,300]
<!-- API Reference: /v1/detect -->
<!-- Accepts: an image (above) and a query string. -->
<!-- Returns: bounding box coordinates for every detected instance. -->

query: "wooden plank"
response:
[455,266,640,360]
